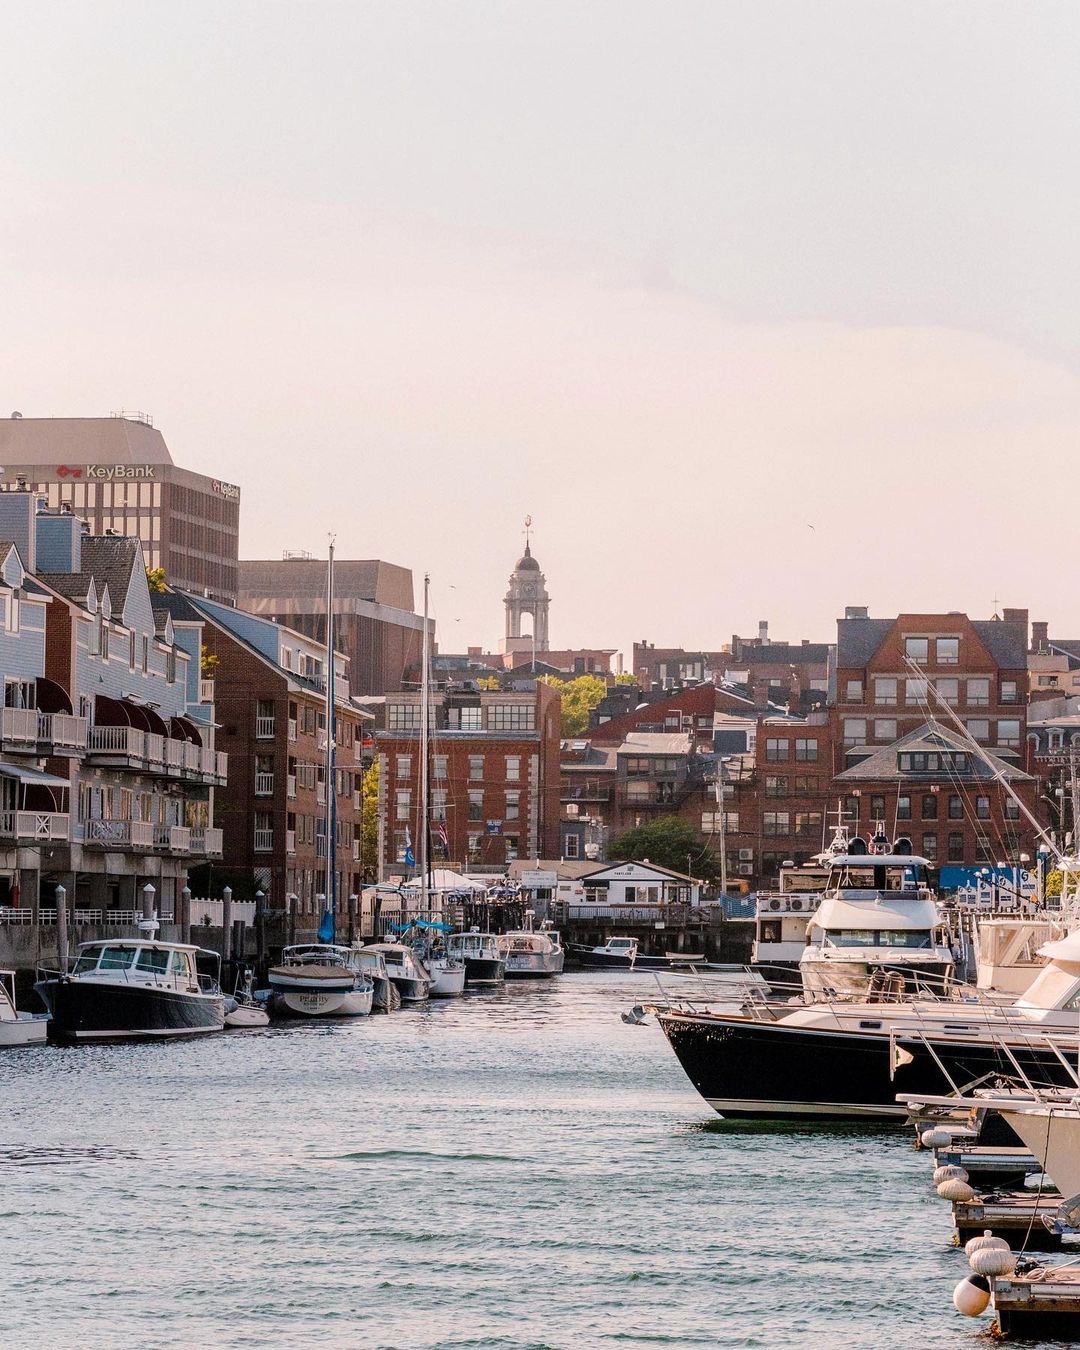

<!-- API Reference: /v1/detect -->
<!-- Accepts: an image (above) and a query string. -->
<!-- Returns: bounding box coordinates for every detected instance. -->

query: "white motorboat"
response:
[224,969,270,1028]
[427,952,467,997]
[351,946,401,1011]
[0,969,48,1046]
[267,945,374,1017]
[36,937,225,1042]
[360,943,432,1002]
[498,927,565,977]
[446,931,506,985]
[799,827,954,1000]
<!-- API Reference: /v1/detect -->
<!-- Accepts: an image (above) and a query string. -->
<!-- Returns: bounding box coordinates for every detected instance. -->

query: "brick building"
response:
[178,594,369,912]
[376,682,561,873]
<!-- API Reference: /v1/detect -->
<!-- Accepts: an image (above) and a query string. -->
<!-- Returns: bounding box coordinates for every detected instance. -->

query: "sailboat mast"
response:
[325,537,337,938]
[420,573,431,915]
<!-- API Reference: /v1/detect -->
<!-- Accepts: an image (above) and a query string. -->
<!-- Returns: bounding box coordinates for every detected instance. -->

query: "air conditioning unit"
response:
[738,864,754,876]
[787,897,804,911]
[738,848,754,861]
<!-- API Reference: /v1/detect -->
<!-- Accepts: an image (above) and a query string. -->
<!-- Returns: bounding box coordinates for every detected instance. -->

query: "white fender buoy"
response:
[937,1177,976,1202]
[934,1164,969,1185]
[953,1274,991,1317]
[970,1246,1016,1278]
[921,1127,953,1149]
[964,1230,1008,1257]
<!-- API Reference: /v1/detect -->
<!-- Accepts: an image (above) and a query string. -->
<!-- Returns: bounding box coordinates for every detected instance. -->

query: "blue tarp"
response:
[317,911,336,943]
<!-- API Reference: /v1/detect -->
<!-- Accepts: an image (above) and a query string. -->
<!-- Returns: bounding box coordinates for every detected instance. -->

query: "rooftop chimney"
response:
[845,606,869,620]
[1031,620,1049,653]
[758,620,769,643]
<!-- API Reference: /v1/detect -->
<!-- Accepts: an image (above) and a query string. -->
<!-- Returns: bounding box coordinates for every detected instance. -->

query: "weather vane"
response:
[523,514,532,547]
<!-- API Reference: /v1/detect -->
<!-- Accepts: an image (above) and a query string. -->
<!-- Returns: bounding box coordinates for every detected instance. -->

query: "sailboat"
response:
[268,539,373,1018]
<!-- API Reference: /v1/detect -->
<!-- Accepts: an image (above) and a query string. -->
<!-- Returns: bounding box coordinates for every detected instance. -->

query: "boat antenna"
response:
[420,573,431,921]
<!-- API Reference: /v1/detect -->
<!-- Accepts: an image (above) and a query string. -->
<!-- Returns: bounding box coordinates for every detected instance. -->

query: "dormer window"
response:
[904,637,929,664]
[936,637,959,664]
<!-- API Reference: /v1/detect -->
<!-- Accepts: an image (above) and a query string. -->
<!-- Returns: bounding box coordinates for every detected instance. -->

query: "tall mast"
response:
[420,574,431,914]
[325,536,337,939]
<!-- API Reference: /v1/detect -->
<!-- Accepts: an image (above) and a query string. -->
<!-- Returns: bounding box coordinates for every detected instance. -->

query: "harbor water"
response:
[0,971,1057,1349]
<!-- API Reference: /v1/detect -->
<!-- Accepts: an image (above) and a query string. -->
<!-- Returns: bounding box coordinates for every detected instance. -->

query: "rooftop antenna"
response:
[523,514,532,549]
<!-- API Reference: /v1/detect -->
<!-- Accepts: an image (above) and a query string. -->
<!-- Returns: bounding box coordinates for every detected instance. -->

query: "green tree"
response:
[146,566,167,594]
[475,675,501,690]
[359,758,380,884]
[541,673,608,736]
[201,647,219,680]
[609,814,720,882]
[614,672,637,685]
[1045,868,1063,899]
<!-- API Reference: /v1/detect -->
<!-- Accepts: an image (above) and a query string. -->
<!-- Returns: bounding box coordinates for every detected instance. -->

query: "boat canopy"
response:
[809,897,941,933]
[1037,928,1080,967]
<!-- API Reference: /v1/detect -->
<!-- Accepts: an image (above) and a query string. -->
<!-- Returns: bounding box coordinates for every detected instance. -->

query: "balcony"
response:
[254,827,274,852]
[153,824,191,853]
[561,783,614,803]
[182,742,201,776]
[190,826,223,857]
[87,724,146,766]
[1,708,89,755]
[287,718,297,742]
[144,732,166,769]
[199,680,216,703]
[0,810,70,843]
[287,774,296,799]
[84,819,154,849]
[256,715,275,739]
[286,828,296,855]
[255,772,275,796]
[316,782,326,805]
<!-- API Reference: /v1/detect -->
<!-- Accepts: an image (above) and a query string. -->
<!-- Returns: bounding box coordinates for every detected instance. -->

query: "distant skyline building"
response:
[0,413,240,604]
[503,524,551,655]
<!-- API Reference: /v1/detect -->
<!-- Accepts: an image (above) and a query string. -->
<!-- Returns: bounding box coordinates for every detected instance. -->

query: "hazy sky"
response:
[4,2,1080,660]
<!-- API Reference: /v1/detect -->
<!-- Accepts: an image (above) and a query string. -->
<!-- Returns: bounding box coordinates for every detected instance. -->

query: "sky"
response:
[3,1,1080,661]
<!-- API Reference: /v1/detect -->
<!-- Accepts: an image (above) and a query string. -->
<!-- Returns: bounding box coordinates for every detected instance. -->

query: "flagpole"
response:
[419,574,431,917]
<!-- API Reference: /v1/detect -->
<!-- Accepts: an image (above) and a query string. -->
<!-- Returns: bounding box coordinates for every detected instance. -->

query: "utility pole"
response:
[716,759,728,896]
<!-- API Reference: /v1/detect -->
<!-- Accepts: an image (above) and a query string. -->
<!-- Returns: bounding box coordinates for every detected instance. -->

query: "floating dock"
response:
[936,1145,1040,1189]
[993,1266,1080,1336]
[953,1192,1064,1249]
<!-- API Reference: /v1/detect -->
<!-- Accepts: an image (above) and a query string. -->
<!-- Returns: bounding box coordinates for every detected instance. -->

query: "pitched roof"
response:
[971,619,1027,668]
[616,731,693,756]
[38,571,97,605]
[836,617,893,667]
[833,722,1032,782]
[79,535,142,613]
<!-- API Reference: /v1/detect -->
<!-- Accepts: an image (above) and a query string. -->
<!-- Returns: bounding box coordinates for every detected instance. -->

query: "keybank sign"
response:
[56,463,156,480]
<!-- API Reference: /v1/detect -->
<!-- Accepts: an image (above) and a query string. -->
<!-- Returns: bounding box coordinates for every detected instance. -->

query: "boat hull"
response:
[462,956,505,985]
[504,951,564,977]
[271,985,373,1017]
[390,976,430,1003]
[0,1015,49,1047]
[38,977,224,1043]
[569,947,634,969]
[429,962,467,997]
[224,1003,270,1028]
[656,1012,1078,1121]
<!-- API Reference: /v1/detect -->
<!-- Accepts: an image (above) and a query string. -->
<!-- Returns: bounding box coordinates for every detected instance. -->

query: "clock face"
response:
[523,584,535,597]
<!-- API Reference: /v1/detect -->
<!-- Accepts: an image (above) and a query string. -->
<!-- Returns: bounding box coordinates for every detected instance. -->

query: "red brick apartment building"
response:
[377,682,561,872]
[177,594,369,911]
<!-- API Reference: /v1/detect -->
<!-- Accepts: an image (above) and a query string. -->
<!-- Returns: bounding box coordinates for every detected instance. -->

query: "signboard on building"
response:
[485,820,502,835]
[521,869,558,888]
[211,478,241,500]
[57,463,158,480]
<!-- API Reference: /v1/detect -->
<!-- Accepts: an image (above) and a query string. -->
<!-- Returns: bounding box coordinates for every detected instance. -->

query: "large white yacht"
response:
[799,826,954,999]
[267,945,374,1018]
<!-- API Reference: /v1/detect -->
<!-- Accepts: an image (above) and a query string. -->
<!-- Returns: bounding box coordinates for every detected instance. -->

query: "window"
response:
[905,677,927,705]
[870,794,885,819]
[394,790,411,822]
[905,637,929,663]
[100,623,109,659]
[794,775,819,794]
[1001,680,1019,704]
[948,793,963,820]
[505,791,520,821]
[795,738,818,762]
[1005,799,1020,821]
[656,782,676,804]
[936,637,959,664]
[1037,675,1059,687]
[897,795,911,821]
[432,789,447,822]
[469,755,484,781]
[997,719,1021,748]
[975,836,992,863]
[765,775,788,797]
[937,679,958,707]
[948,832,964,862]
[488,703,535,731]
[843,718,866,746]
[874,677,898,706]
[763,811,790,836]
[396,755,412,779]
[967,678,990,708]
[388,703,422,731]
[701,811,721,833]
[564,833,580,859]
[725,812,740,834]
[468,791,483,821]
[142,636,149,673]
[505,756,521,782]
[845,794,860,822]
[875,719,897,742]
[922,793,938,820]
[967,720,989,742]
[765,738,788,762]
[625,757,651,776]
[504,834,520,862]
[433,754,448,779]
[795,811,822,836]
[625,781,650,802]
[458,706,483,731]
[845,679,864,703]
[922,833,938,860]
[129,630,137,670]
[975,796,990,820]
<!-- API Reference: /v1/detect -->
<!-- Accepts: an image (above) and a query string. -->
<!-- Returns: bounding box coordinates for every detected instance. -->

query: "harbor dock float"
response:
[992,1266,1080,1336]
[953,1192,1064,1248]
[936,1145,1040,1189]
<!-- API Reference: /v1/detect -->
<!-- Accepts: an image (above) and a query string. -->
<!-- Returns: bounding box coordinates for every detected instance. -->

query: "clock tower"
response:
[503,524,550,655]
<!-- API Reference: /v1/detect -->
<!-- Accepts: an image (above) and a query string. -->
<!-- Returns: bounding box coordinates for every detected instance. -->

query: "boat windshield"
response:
[97,947,137,970]
[72,951,102,974]
[135,948,172,973]
[608,939,635,950]
[826,929,934,949]
[1016,964,1080,1011]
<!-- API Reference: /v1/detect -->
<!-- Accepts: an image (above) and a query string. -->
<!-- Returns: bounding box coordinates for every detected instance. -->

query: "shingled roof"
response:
[834,722,1032,783]
[79,536,141,614]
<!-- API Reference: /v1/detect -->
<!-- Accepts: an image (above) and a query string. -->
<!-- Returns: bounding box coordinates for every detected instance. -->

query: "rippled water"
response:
[0,971,1057,1348]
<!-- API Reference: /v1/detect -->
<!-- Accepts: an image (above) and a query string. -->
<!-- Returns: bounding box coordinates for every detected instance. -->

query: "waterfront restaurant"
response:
[580,860,701,909]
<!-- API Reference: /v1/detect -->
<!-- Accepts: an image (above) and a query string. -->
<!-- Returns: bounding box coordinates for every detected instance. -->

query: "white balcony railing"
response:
[88,725,146,759]
[199,680,216,703]
[286,828,296,855]
[215,750,228,781]
[0,811,70,842]
[189,826,223,856]
[255,772,275,795]
[256,715,275,739]
[254,828,274,851]
[183,742,201,774]
[85,819,154,848]
[144,732,165,767]
[153,824,191,852]
[43,713,89,749]
[1,707,38,745]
